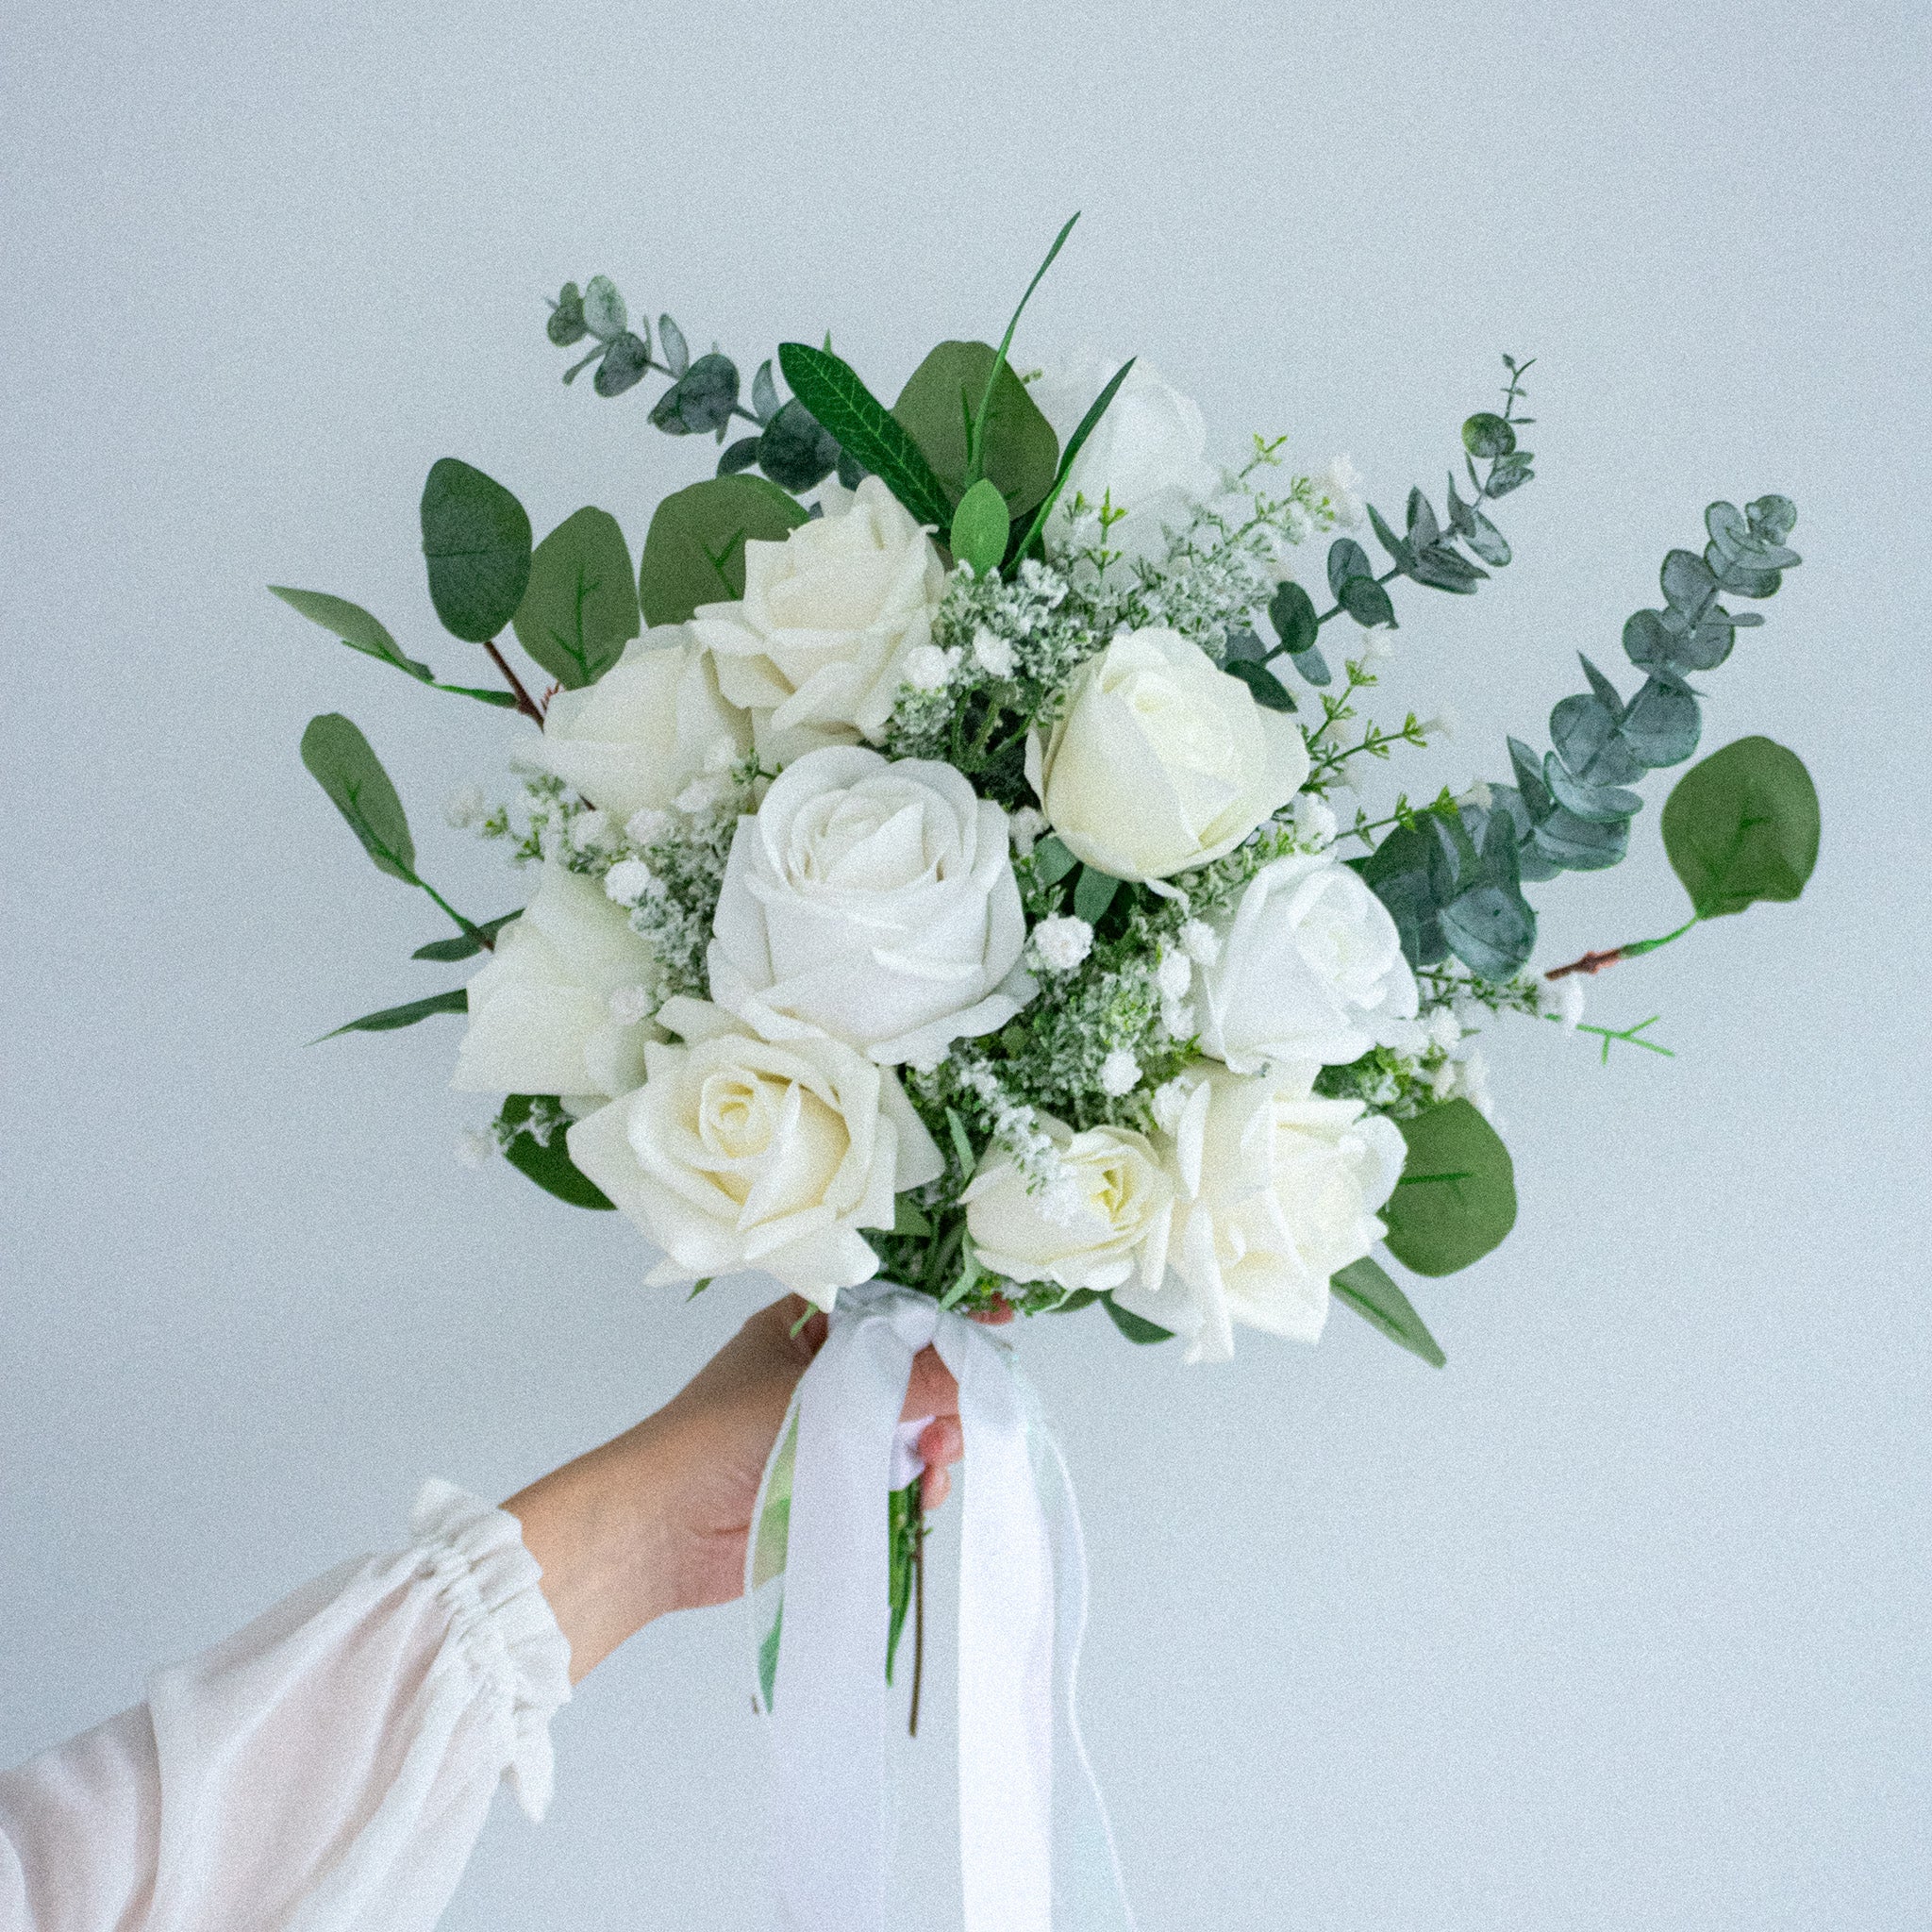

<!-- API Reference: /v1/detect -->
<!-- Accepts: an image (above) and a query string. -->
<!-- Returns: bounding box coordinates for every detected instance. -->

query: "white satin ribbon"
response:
[746,1282,1132,1932]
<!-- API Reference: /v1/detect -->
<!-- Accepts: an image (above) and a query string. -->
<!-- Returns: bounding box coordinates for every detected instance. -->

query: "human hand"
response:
[506,1294,991,1683]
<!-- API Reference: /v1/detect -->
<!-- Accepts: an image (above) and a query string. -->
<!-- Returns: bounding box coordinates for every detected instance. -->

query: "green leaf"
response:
[892,1195,934,1238]
[436,684,519,708]
[894,341,1059,518]
[511,507,640,690]
[639,475,808,626]
[582,275,625,337]
[1101,1293,1174,1344]
[758,401,842,493]
[270,587,432,682]
[412,912,521,961]
[498,1095,615,1210]
[1268,580,1319,658]
[649,352,741,439]
[1073,864,1121,924]
[1329,1256,1446,1367]
[593,330,651,398]
[949,476,1012,575]
[945,1107,977,1179]
[1339,575,1397,629]
[1030,835,1078,887]
[778,342,955,530]
[1380,1100,1517,1277]
[1224,658,1296,711]
[300,713,416,882]
[658,315,690,377]
[1462,412,1517,459]
[1660,736,1819,921]
[1326,538,1373,600]
[420,458,533,642]
[1015,358,1137,558]
[315,987,467,1041]
[546,282,588,347]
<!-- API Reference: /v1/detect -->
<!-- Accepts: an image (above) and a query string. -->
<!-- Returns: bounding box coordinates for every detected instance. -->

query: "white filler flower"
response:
[518,627,749,824]
[566,997,942,1307]
[691,476,946,763]
[1028,352,1217,563]
[1194,853,1420,1073]
[1027,627,1308,883]
[452,860,661,1105]
[964,1118,1174,1295]
[1114,1065,1406,1362]
[708,744,1033,1066]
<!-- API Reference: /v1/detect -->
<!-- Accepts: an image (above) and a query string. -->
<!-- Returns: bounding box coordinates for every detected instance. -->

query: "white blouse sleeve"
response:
[0,1480,572,1932]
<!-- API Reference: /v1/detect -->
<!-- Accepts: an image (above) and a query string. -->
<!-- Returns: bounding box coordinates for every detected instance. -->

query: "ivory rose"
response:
[963,1119,1174,1295]
[1113,1066,1407,1363]
[451,860,660,1106]
[708,744,1033,1067]
[518,626,750,825]
[690,475,946,762]
[1026,627,1309,882]
[565,997,943,1307]
[1195,853,1420,1073]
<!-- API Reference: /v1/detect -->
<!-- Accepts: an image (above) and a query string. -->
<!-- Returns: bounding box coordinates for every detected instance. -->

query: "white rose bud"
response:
[566,998,943,1308]
[1027,353,1217,564]
[1193,854,1420,1073]
[1026,627,1309,883]
[964,1118,1174,1295]
[452,860,662,1103]
[690,476,946,764]
[708,745,1034,1066]
[519,628,750,824]
[1112,1065,1406,1362]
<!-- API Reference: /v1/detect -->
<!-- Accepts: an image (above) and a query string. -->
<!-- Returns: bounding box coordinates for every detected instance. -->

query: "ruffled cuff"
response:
[408,1479,573,1822]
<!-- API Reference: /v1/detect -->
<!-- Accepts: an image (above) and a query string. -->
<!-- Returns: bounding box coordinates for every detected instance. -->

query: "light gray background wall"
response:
[3,3,1927,1927]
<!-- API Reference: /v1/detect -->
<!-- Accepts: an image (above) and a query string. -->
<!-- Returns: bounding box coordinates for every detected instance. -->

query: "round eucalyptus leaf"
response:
[1461,412,1517,459]
[1224,658,1296,712]
[1326,537,1374,600]
[758,400,841,492]
[892,341,1058,517]
[1268,579,1319,657]
[582,275,626,339]
[1381,1099,1517,1277]
[511,506,639,690]
[949,476,1011,576]
[1660,735,1819,920]
[547,282,588,346]
[639,474,808,626]
[593,329,651,397]
[658,314,690,377]
[650,353,740,439]
[1619,674,1702,769]
[1485,453,1534,497]
[717,436,763,476]
[419,458,532,642]
[1440,879,1536,979]
[1543,751,1641,825]
[1530,806,1630,872]
[1340,574,1397,629]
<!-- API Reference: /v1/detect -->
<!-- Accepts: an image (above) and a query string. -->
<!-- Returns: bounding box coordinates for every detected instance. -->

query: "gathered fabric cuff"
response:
[408,1479,573,1821]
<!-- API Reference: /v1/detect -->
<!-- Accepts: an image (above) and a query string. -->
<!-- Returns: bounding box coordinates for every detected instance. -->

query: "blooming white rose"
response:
[708,745,1033,1067]
[565,997,943,1307]
[1194,854,1420,1073]
[1026,627,1309,882]
[452,860,661,1105]
[1113,1065,1406,1363]
[964,1118,1174,1295]
[1028,352,1215,563]
[517,627,750,824]
[689,476,946,762]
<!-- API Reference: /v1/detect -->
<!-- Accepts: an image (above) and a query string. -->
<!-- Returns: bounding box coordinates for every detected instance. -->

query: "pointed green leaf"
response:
[315,987,467,1041]
[777,342,955,529]
[300,713,416,882]
[271,587,432,682]
[498,1095,615,1210]
[1269,580,1319,658]
[1330,1256,1446,1367]
[639,475,809,626]
[949,476,1012,575]
[1074,865,1121,924]
[1380,1100,1517,1277]
[420,458,533,642]
[412,912,521,962]
[1661,736,1819,920]
[511,507,640,690]
[1224,658,1297,711]
[1030,835,1078,888]
[1101,1293,1174,1344]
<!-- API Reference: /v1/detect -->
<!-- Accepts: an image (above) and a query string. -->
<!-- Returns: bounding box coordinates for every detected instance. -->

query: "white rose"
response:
[964,1119,1174,1296]
[1027,351,1216,563]
[565,997,943,1307]
[1026,627,1309,882]
[518,627,750,824]
[1112,1065,1406,1363]
[452,860,661,1105]
[708,744,1033,1067]
[1195,854,1420,1073]
[689,475,946,762]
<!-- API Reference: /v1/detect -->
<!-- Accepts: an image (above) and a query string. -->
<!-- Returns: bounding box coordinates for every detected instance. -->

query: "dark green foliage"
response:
[419,458,533,642]
[650,353,741,440]
[300,713,415,882]
[778,342,956,530]
[412,913,520,961]
[316,987,467,1041]
[511,507,639,688]
[1380,1101,1517,1277]
[893,341,1059,517]
[756,400,843,492]
[1101,1293,1173,1344]
[497,1095,614,1210]
[639,475,809,625]
[1661,736,1819,919]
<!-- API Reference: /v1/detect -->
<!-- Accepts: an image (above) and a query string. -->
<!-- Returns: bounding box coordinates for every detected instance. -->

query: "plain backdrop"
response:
[3,4,1928,1928]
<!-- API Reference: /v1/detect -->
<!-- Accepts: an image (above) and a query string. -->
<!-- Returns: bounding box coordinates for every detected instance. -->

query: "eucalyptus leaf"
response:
[1225,658,1296,711]
[1287,641,1332,687]
[420,458,533,643]
[1329,1256,1445,1367]
[498,1095,614,1210]
[658,314,689,377]
[1530,806,1630,872]
[413,912,521,961]
[1660,735,1819,920]
[1366,504,1416,573]
[1407,545,1488,593]
[1101,1294,1173,1344]
[1269,580,1319,658]
[650,353,741,440]
[582,275,625,338]
[1406,488,1441,549]
[270,586,432,682]
[1327,538,1374,600]
[1440,879,1536,979]
[1031,835,1078,888]
[1462,412,1517,459]
[718,436,763,475]
[779,342,955,531]
[949,476,1011,575]
[1445,475,1511,565]
[1485,453,1535,497]
[316,987,466,1041]
[1339,575,1397,628]
[1381,1100,1517,1277]
[751,358,779,424]
[547,282,587,347]
[758,400,842,493]
[300,713,415,882]
[893,341,1058,517]
[511,506,640,689]
[1619,672,1702,769]
[1073,865,1121,924]
[639,475,808,626]
[593,329,651,397]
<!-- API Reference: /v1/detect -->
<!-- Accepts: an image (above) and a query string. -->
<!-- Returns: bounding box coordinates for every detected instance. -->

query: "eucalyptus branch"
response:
[484,641,546,725]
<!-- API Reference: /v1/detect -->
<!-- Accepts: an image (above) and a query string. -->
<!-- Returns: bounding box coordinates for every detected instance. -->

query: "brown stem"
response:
[1544,946,1627,981]
[485,640,546,725]
[908,1510,926,1739]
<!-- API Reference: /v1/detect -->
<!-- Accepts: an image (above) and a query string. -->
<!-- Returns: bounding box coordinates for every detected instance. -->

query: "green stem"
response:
[967,214,1079,485]
[1620,914,1701,958]
[1544,914,1700,981]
